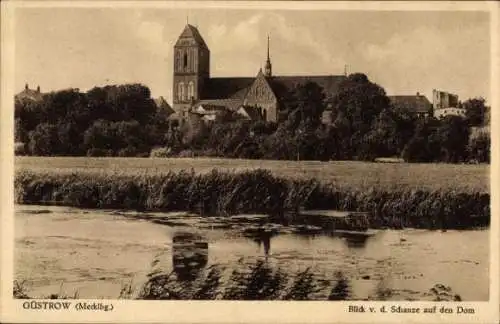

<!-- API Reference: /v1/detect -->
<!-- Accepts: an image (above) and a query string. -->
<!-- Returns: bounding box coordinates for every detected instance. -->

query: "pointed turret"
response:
[264,35,272,77]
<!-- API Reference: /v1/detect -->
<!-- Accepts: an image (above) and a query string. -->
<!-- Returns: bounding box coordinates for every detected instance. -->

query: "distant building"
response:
[15,84,44,102]
[432,89,466,119]
[190,102,227,123]
[236,106,265,121]
[153,96,175,118]
[389,93,432,118]
[171,24,346,123]
[432,89,459,110]
[434,107,467,119]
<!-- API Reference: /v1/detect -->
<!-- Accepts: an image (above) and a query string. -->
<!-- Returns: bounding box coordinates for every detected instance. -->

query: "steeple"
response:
[264,35,272,77]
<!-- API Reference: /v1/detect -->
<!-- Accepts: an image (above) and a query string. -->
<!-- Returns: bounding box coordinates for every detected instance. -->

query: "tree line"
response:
[15,84,170,157]
[15,75,490,163]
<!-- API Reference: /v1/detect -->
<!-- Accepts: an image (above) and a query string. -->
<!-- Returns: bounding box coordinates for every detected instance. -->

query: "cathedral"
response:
[171,24,347,123]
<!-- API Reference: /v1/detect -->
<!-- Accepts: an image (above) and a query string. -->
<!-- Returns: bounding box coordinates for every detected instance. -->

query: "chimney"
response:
[25,83,28,90]
[36,86,40,93]
[416,92,420,96]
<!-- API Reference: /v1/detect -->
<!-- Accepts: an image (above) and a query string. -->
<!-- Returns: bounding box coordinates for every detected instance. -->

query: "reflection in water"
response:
[252,233,272,256]
[342,234,370,249]
[172,232,208,281]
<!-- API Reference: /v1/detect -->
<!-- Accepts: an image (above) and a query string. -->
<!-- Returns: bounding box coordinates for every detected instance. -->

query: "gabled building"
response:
[236,106,265,121]
[171,24,346,123]
[389,93,433,118]
[15,84,44,102]
[431,89,466,119]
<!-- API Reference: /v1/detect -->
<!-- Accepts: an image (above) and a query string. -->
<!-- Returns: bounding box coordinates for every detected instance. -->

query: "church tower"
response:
[173,24,210,117]
[264,35,272,77]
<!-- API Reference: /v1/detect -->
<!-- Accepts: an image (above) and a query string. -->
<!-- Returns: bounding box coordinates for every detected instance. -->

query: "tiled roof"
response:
[202,75,346,104]
[267,75,347,101]
[237,106,264,121]
[196,98,243,112]
[195,104,227,113]
[153,96,175,116]
[175,24,208,48]
[15,88,44,102]
[202,77,255,100]
[389,95,432,114]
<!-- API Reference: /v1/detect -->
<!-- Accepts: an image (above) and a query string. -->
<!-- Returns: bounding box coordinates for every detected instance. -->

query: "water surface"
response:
[15,205,489,300]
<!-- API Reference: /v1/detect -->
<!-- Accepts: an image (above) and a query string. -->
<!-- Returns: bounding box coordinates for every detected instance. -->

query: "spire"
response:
[267,35,270,61]
[264,35,272,77]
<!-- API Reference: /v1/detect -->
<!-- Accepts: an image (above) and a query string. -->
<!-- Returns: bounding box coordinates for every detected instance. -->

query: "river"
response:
[14,205,489,301]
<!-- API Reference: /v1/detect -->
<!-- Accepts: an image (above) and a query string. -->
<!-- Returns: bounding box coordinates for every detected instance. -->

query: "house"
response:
[190,103,227,123]
[434,107,467,119]
[15,84,44,102]
[431,89,466,119]
[389,93,433,118]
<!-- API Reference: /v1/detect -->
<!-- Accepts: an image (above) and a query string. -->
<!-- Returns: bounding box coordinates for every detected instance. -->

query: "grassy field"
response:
[15,156,489,192]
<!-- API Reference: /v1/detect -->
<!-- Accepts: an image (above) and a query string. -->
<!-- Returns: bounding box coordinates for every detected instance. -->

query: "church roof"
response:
[267,75,347,101]
[175,24,208,48]
[201,75,346,103]
[202,77,255,100]
[389,95,432,114]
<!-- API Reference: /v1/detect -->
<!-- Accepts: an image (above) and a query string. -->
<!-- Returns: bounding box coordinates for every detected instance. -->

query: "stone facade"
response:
[432,89,459,110]
[173,25,210,119]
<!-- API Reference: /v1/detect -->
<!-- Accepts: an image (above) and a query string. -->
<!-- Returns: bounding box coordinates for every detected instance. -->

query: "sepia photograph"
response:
[1,1,499,323]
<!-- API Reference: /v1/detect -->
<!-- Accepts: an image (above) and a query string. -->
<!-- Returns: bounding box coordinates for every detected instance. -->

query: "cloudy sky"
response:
[14,5,491,104]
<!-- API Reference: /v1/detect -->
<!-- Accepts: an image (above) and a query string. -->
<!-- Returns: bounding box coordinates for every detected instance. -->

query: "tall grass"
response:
[138,259,349,301]
[15,168,489,229]
[16,156,489,193]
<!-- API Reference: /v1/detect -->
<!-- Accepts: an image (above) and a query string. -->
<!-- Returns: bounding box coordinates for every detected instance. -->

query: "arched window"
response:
[176,53,181,71]
[187,81,195,100]
[262,109,267,121]
[178,82,185,101]
[183,52,188,69]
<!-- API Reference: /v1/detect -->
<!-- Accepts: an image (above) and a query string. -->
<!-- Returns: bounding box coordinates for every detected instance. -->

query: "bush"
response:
[150,147,172,158]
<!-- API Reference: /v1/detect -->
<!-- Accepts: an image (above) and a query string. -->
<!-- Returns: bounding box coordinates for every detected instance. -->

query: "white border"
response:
[1,1,499,323]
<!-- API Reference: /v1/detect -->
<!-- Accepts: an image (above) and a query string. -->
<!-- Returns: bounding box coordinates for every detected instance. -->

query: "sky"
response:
[14,6,491,104]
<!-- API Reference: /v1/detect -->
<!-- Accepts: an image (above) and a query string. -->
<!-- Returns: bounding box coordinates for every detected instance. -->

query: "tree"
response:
[286,81,326,128]
[331,73,390,137]
[27,123,60,156]
[463,97,488,127]
[468,132,490,163]
[401,117,441,162]
[434,116,470,163]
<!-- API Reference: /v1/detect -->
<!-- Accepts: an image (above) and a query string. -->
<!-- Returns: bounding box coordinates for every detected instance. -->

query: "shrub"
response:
[150,147,172,158]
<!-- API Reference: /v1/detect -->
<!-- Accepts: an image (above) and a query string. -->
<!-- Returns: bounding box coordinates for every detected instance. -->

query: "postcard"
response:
[1,1,498,323]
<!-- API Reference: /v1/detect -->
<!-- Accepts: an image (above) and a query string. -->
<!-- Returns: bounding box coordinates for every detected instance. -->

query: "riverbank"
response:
[15,168,489,229]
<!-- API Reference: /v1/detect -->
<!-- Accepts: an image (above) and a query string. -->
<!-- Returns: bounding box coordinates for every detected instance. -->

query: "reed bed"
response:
[15,168,489,229]
[15,156,489,193]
